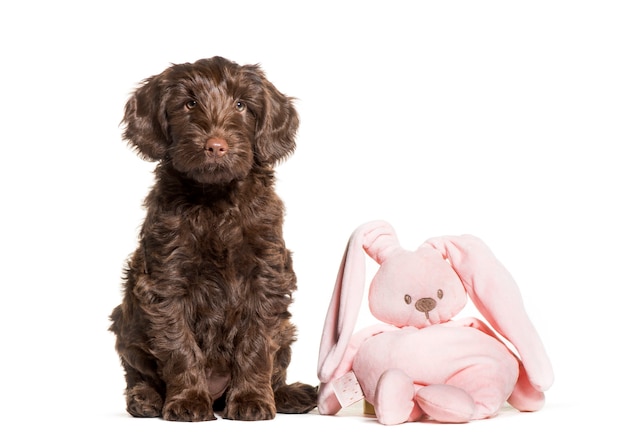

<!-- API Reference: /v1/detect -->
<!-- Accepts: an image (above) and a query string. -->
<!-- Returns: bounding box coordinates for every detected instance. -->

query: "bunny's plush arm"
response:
[448,316,547,411]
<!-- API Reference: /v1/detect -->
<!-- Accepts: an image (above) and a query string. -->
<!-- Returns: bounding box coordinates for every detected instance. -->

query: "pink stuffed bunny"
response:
[317,221,554,425]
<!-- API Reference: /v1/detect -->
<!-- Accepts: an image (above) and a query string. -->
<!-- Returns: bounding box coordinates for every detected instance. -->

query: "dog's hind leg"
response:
[271,339,318,414]
[120,359,165,418]
[110,305,165,418]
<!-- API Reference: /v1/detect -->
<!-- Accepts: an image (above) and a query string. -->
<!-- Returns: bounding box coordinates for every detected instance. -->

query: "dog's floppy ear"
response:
[122,73,170,161]
[246,65,299,165]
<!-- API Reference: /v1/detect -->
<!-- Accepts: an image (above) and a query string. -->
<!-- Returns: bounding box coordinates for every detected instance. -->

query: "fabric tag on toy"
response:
[332,371,364,408]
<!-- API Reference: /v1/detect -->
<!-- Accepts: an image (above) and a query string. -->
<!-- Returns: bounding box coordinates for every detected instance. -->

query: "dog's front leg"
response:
[222,324,277,421]
[149,302,216,422]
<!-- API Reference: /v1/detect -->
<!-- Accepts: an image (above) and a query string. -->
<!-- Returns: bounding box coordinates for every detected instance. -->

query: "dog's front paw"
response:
[223,393,276,421]
[162,390,216,422]
[126,383,163,418]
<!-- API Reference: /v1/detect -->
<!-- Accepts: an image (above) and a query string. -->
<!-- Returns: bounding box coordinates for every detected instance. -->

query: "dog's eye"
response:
[235,101,246,112]
[185,100,198,110]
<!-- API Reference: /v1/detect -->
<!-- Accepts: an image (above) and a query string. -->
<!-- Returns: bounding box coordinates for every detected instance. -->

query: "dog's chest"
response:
[148,189,280,283]
[176,204,257,271]
[142,180,288,312]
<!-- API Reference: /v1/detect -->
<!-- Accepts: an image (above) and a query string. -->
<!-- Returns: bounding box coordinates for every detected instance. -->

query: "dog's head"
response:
[122,56,299,184]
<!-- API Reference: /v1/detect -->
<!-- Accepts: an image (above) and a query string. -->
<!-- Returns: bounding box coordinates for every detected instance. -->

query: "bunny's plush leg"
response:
[415,385,475,423]
[373,369,423,425]
[442,361,518,421]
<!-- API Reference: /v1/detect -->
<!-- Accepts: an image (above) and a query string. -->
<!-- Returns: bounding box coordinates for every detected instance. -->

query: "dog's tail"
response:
[274,382,319,414]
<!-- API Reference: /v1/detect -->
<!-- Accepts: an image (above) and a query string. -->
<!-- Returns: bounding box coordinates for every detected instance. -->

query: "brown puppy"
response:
[109,56,317,422]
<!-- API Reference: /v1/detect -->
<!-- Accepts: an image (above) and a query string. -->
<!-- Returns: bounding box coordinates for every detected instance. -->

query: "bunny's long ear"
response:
[425,235,554,392]
[317,220,399,384]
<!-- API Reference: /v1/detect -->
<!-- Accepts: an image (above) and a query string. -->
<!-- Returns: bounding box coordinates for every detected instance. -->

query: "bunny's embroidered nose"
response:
[416,297,437,319]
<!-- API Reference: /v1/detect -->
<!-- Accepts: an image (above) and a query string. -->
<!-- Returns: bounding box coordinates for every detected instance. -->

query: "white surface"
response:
[1,1,623,446]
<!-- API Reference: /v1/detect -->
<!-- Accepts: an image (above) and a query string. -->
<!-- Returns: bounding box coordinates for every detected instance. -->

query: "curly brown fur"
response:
[109,56,317,422]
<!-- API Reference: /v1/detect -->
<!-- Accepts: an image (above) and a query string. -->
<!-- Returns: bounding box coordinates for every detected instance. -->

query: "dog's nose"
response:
[205,137,229,157]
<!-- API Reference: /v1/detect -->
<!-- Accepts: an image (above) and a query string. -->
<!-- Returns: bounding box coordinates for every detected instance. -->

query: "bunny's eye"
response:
[404,294,412,304]
[235,100,246,112]
[185,100,197,110]
[437,289,444,299]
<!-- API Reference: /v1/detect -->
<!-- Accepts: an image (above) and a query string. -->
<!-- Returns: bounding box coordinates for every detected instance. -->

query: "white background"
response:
[1,1,624,446]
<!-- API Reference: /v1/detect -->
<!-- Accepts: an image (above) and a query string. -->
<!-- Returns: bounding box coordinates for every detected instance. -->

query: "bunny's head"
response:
[368,242,467,328]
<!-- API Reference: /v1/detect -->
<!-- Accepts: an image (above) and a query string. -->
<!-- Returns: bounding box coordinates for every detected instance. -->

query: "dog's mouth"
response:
[168,142,254,185]
[188,163,241,185]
